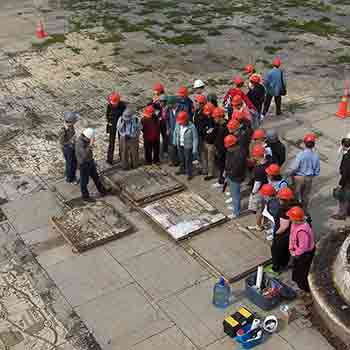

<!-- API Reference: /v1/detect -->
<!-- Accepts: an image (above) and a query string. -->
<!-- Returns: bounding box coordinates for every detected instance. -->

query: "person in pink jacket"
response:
[287,206,315,292]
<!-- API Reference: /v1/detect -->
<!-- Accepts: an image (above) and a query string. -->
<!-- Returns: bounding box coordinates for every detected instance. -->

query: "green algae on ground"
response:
[97,32,124,44]
[264,46,283,54]
[336,55,350,63]
[32,34,67,49]
[164,33,205,45]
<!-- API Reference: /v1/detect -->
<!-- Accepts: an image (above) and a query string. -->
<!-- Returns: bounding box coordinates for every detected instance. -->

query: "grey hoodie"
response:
[75,134,93,165]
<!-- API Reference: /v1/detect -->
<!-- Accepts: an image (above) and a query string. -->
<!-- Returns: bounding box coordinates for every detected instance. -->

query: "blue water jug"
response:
[213,277,231,308]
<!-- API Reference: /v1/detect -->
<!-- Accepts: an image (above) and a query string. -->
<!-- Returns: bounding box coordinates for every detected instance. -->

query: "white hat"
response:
[262,316,278,333]
[346,132,350,139]
[193,79,205,89]
[82,128,96,139]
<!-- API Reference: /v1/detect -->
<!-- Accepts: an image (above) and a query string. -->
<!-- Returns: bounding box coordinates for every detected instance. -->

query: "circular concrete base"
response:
[309,228,350,345]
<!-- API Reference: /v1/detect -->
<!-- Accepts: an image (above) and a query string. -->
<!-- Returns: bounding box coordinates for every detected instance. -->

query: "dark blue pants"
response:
[79,161,106,199]
[63,145,77,182]
[178,146,193,176]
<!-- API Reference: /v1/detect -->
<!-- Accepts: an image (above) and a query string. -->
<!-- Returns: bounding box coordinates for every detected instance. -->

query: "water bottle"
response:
[213,277,231,308]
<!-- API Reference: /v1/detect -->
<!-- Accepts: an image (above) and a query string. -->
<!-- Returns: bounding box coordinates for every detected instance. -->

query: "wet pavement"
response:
[1,0,350,349]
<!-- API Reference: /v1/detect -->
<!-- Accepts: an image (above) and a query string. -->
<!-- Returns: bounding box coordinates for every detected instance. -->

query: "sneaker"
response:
[218,177,225,185]
[227,205,233,210]
[260,114,265,121]
[265,228,273,235]
[225,198,232,204]
[187,176,193,181]
[225,191,231,197]
[212,182,221,188]
[266,234,273,241]
[247,225,264,232]
[228,213,239,220]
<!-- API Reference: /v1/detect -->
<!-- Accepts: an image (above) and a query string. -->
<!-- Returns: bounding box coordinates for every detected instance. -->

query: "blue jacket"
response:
[264,68,286,96]
[289,148,320,177]
[173,122,198,154]
[175,97,194,120]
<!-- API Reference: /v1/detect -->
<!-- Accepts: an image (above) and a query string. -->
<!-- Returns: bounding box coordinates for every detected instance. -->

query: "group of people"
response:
[58,56,326,294]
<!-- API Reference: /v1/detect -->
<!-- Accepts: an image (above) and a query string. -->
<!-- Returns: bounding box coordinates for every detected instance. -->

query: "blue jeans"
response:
[63,145,77,182]
[227,177,241,216]
[178,146,193,176]
[79,160,106,199]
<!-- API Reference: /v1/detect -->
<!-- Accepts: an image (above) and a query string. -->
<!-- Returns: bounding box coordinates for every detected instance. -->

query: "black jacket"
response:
[267,140,286,166]
[213,121,228,155]
[247,84,265,113]
[106,101,127,130]
[340,151,350,187]
[236,120,253,152]
[75,135,93,165]
[194,110,214,140]
[225,146,247,183]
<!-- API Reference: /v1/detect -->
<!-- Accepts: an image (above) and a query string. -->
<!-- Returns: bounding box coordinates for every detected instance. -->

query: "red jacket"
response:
[142,116,160,142]
[224,88,256,111]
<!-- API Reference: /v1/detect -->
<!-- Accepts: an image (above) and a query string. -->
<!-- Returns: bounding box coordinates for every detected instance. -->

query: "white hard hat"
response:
[193,79,205,89]
[82,128,96,139]
[262,315,278,333]
[346,132,350,139]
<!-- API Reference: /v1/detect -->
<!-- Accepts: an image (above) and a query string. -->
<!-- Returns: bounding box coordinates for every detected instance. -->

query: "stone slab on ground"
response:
[122,244,210,302]
[186,221,271,282]
[2,190,63,234]
[76,283,173,350]
[142,191,227,241]
[159,278,242,348]
[45,247,132,307]
[129,326,196,350]
[51,199,133,253]
[104,165,185,206]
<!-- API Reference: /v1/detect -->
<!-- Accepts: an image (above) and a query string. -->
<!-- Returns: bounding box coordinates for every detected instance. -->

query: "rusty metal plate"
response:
[104,166,185,206]
[51,200,133,253]
[142,192,227,241]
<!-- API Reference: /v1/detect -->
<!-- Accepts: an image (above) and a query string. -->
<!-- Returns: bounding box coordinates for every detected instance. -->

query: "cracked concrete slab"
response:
[45,247,132,307]
[76,283,173,350]
[122,244,210,302]
[2,190,63,234]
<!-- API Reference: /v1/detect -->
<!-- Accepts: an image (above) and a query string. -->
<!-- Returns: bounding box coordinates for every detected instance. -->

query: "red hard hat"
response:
[227,119,240,130]
[109,92,120,105]
[287,206,305,221]
[259,184,276,197]
[266,163,281,176]
[252,129,266,140]
[232,110,249,121]
[143,105,155,118]
[195,94,207,105]
[224,135,238,148]
[272,56,281,67]
[304,132,316,143]
[244,64,254,74]
[249,74,261,84]
[277,187,294,200]
[153,82,165,94]
[232,95,243,107]
[176,111,188,125]
[233,75,244,86]
[212,107,225,119]
[178,86,188,97]
[203,102,215,116]
[251,144,265,158]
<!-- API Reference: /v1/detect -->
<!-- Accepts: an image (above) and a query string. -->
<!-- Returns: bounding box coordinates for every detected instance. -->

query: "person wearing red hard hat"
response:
[194,101,215,179]
[141,105,160,165]
[173,111,198,181]
[288,206,316,292]
[247,143,272,232]
[262,56,286,119]
[286,132,320,211]
[175,86,194,121]
[259,184,279,241]
[244,64,256,77]
[210,107,229,186]
[247,74,266,124]
[106,92,127,164]
[223,75,256,118]
[224,134,248,219]
[266,163,288,192]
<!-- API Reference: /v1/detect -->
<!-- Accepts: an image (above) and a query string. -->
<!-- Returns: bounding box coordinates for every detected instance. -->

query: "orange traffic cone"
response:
[336,95,350,119]
[36,22,48,39]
